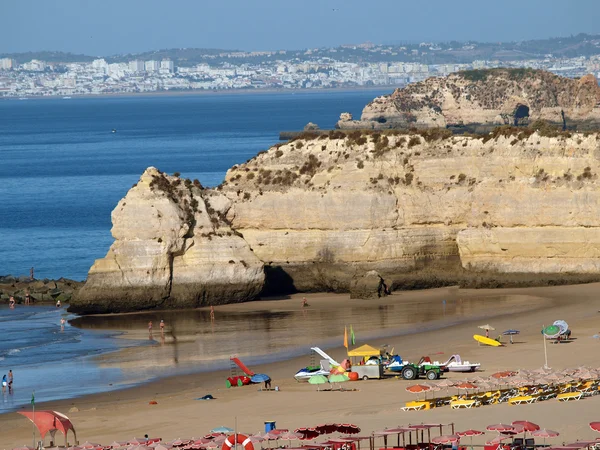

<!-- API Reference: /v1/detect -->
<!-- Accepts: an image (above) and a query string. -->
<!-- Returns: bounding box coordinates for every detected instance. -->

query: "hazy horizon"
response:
[3,0,600,56]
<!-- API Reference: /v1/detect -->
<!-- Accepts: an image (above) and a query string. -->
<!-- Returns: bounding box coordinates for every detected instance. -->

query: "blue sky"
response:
[2,0,599,55]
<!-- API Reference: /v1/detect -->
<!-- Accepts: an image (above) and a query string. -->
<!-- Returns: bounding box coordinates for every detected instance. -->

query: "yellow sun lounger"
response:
[402,401,432,411]
[450,399,480,409]
[557,392,583,402]
[508,395,538,405]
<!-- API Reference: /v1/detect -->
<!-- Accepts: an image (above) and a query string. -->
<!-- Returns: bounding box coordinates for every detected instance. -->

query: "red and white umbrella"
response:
[487,424,515,433]
[512,421,540,432]
[338,424,361,435]
[294,428,320,440]
[590,423,600,433]
[486,436,513,445]
[432,436,460,444]
[456,430,484,446]
[531,429,560,442]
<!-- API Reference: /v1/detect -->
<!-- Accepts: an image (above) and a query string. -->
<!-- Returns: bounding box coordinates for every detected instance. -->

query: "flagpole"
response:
[32,390,36,449]
[543,326,550,369]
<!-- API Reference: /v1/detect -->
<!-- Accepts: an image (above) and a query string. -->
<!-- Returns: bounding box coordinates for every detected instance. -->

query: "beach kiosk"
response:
[348,344,384,380]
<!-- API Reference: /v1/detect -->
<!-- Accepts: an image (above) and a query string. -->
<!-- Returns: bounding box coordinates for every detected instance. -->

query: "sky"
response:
[2,0,599,56]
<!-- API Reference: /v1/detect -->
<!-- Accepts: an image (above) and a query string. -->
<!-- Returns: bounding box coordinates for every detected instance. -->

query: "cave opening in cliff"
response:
[513,104,530,125]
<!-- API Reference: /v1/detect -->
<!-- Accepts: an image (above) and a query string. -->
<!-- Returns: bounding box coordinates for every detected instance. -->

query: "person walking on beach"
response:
[148,321,153,331]
[7,370,13,393]
[160,320,165,332]
[1,374,7,394]
[301,297,309,308]
[210,306,215,321]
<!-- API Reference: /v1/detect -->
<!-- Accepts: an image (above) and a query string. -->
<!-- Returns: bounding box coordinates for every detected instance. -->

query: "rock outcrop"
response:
[71,70,600,314]
[337,69,600,131]
[70,168,263,314]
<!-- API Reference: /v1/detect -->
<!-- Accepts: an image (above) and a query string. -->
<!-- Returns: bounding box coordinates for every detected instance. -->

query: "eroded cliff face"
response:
[72,129,600,313]
[337,69,600,130]
[70,168,264,313]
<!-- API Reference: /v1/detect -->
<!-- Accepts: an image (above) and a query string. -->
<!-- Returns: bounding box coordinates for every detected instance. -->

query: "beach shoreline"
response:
[0,85,395,102]
[2,282,600,447]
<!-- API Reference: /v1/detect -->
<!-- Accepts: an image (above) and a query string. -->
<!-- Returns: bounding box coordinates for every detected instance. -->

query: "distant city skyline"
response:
[2,0,600,56]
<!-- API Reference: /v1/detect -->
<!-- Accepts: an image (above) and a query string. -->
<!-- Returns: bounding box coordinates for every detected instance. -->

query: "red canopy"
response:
[512,421,540,432]
[18,411,76,446]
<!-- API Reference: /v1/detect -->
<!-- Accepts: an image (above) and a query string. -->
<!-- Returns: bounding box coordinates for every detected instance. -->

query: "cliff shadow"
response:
[260,265,297,297]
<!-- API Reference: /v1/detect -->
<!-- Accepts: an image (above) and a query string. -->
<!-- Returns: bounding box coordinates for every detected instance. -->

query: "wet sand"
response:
[3,283,600,448]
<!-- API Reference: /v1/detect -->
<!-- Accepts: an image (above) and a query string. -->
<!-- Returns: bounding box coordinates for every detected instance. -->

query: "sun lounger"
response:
[450,399,480,409]
[557,392,583,402]
[508,395,538,405]
[402,401,427,412]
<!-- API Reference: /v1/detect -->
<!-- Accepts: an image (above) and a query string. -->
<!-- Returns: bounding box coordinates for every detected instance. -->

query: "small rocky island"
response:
[70,69,600,314]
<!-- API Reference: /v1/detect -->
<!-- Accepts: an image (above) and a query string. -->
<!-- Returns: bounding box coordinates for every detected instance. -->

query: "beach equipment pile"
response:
[400,365,600,411]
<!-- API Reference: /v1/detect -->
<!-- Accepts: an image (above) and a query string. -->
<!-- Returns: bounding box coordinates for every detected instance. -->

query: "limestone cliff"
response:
[72,126,600,314]
[337,69,600,131]
[70,168,264,313]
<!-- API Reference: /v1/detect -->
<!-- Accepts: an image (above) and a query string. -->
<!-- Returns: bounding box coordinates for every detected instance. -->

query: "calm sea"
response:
[1,89,399,412]
[0,89,390,281]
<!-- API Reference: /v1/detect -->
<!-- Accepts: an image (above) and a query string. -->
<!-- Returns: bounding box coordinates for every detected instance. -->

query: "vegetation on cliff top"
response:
[458,67,542,82]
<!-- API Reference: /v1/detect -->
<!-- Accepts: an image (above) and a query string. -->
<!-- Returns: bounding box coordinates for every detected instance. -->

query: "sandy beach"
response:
[2,283,600,448]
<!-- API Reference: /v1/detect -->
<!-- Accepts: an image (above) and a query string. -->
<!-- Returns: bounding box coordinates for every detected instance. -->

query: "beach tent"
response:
[18,411,77,447]
[347,344,382,357]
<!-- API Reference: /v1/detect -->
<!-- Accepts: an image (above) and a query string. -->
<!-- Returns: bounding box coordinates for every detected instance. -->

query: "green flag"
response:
[350,325,356,346]
[31,392,35,406]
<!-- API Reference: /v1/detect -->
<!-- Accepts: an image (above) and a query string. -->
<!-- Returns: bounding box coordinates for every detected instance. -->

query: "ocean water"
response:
[0,293,543,412]
[0,89,390,281]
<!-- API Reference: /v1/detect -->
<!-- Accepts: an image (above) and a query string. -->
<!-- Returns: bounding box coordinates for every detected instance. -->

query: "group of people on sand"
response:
[1,370,13,394]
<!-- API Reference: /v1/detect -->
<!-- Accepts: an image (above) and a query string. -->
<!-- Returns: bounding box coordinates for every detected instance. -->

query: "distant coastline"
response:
[1,85,397,101]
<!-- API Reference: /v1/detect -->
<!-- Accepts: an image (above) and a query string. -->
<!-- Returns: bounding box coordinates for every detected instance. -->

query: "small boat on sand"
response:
[434,354,480,372]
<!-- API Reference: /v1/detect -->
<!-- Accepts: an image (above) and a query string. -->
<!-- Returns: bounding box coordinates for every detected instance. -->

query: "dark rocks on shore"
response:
[349,271,391,299]
[0,275,84,305]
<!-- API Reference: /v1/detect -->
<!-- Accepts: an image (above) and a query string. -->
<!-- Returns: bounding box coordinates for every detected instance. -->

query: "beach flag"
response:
[31,392,35,405]
[350,325,356,346]
[343,326,348,349]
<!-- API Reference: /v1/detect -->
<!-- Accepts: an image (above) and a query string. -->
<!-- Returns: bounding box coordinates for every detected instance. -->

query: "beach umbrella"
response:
[491,371,514,379]
[308,374,330,391]
[512,421,540,432]
[486,436,513,445]
[432,436,460,445]
[553,320,569,335]
[110,442,128,448]
[406,384,431,393]
[487,424,515,433]
[338,424,361,435]
[543,325,561,339]
[315,424,339,435]
[329,373,349,388]
[250,373,271,383]
[210,427,234,434]
[457,382,478,390]
[503,329,520,344]
[478,324,495,331]
[200,442,220,450]
[589,423,600,433]
[456,430,484,447]
[280,432,302,441]
[532,429,560,445]
[294,428,320,440]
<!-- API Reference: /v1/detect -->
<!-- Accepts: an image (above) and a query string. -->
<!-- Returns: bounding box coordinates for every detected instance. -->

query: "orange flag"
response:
[344,326,348,349]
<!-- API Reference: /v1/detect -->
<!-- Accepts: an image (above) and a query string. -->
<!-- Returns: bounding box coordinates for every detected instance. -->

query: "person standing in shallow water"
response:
[210,306,215,321]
